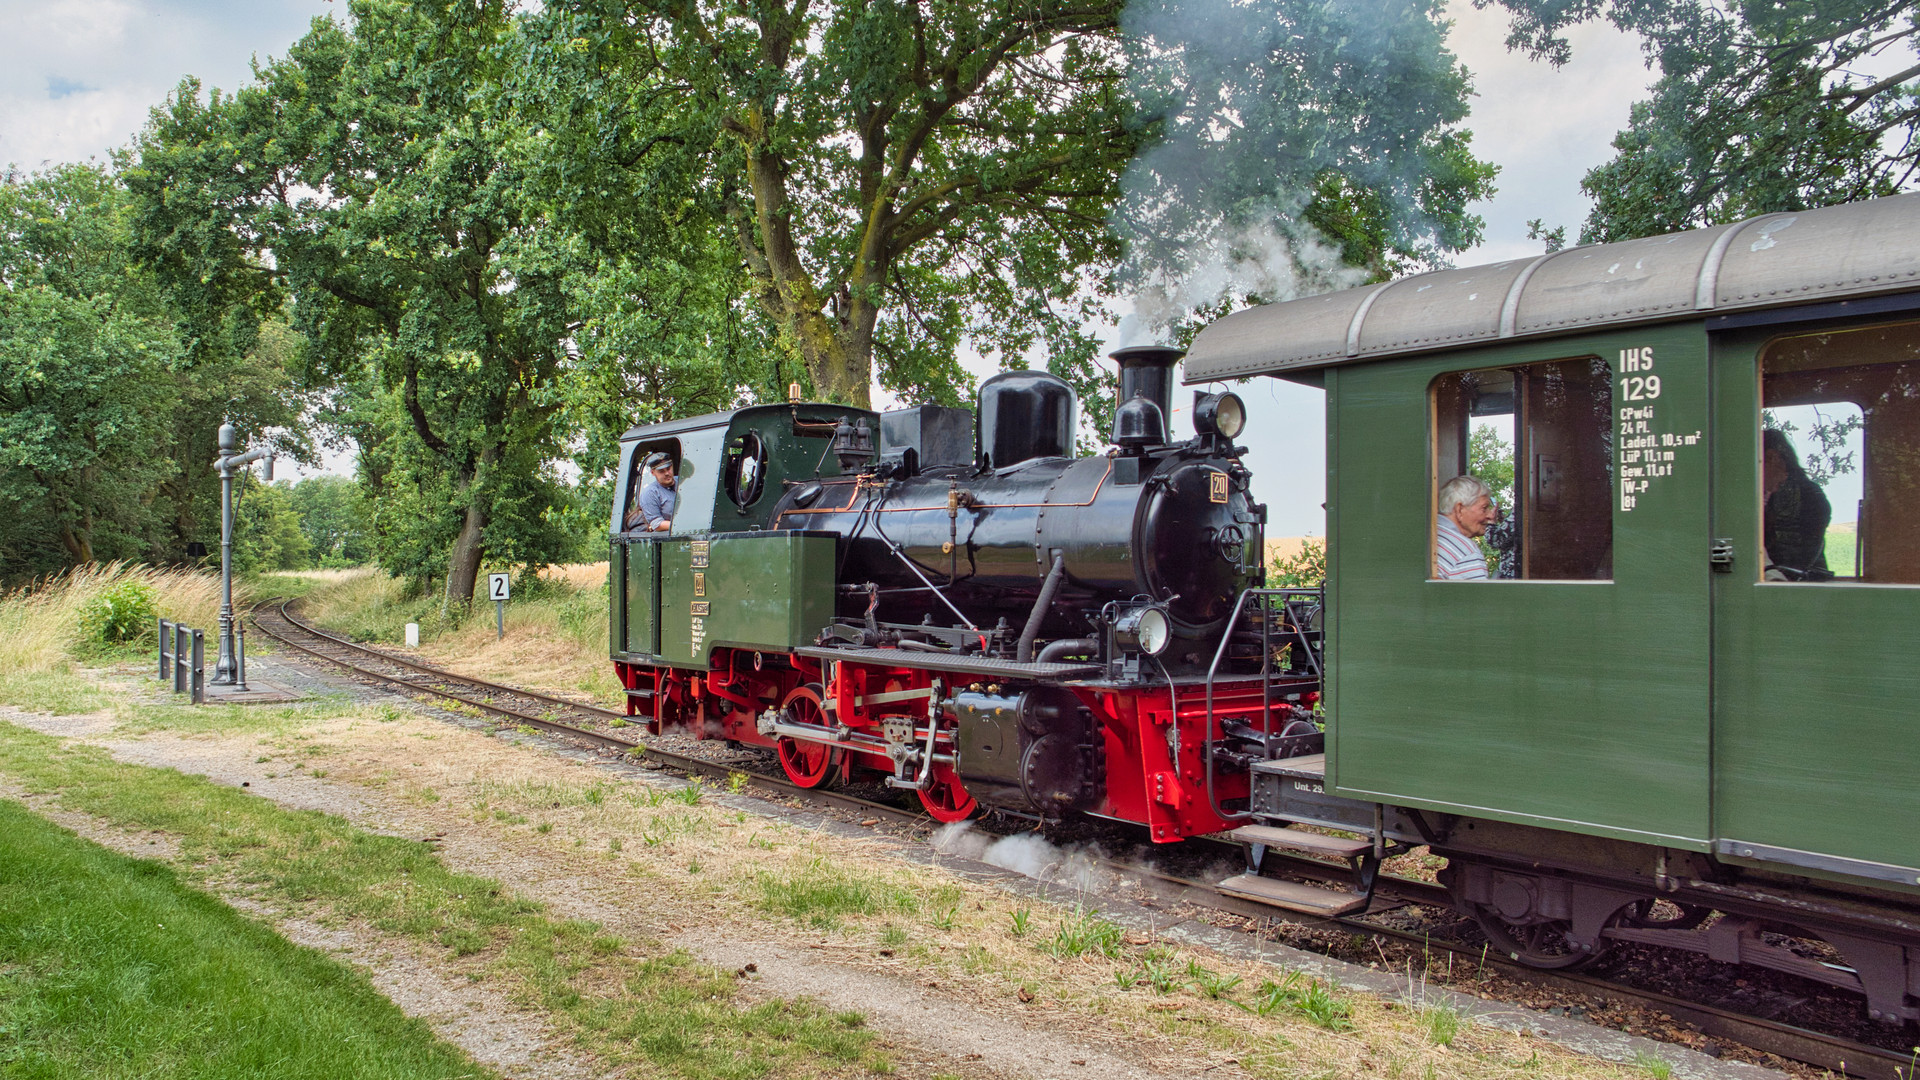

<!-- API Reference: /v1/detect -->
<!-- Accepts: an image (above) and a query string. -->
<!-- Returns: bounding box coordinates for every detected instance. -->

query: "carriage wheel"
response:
[775,685,840,789]
[916,762,977,823]
[1613,897,1712,931]
[1468,903,1605,970]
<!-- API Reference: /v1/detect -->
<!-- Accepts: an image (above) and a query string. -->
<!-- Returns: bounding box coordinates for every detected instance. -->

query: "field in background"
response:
[1265,537,1315,567]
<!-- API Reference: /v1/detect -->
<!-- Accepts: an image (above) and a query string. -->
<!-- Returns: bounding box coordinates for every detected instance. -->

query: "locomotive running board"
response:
[793,645,1099,680]
[1217,873,1370,917]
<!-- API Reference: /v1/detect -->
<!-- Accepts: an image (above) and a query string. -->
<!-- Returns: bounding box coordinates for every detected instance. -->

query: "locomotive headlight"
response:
[1193,391,1247,440]
[1114,605,1173,656]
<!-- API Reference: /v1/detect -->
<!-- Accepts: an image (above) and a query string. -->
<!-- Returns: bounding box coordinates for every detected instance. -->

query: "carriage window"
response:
[1761,319,1920,584]
[1430,357,1613,580]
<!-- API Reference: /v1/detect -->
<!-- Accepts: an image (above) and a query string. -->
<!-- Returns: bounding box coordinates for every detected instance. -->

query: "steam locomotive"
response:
[613,193,1920,1026]
[608,345,1320,837]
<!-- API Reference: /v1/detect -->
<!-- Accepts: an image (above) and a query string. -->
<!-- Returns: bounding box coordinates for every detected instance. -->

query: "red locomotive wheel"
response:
[776,685,840,789]
[916,763,977,823]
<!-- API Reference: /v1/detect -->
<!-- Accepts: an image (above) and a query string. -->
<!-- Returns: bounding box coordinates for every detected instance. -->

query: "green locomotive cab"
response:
[1186,193,1920,1018]
[609,403,876,670]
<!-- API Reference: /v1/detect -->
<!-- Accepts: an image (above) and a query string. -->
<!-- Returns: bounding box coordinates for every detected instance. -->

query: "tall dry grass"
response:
[0,562,233,673]
[298,564,618,700]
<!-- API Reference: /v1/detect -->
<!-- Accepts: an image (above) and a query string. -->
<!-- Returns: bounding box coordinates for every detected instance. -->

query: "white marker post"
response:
[487,573,511,640]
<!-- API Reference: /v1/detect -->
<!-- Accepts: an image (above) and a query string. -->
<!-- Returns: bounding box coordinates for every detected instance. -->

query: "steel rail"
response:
[250,600,928,828]
[252,599,1912,1079]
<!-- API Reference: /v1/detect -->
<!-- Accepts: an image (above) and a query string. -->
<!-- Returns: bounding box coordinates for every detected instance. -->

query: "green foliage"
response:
[0,161,311,582]
[1483,1,1920,241]
[129,1,581,602]
[516,0,1135,411]
[0,164,177,575]
[1417,998,1461,1046]
[288,476,373,567]
[1269,538,1327,588]
[1045,907,1126,960]
[1467,425,1516,511]
[517,0,1494,424]
[75,578,156,646]
[1116,0,1499,351]
[754,858,922,929]
[0,720,877,1079]
[233,478,311,573]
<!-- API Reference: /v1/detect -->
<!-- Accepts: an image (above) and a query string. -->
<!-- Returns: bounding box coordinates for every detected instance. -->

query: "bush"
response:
[77,579,157,646]
[1269,538,1326,587]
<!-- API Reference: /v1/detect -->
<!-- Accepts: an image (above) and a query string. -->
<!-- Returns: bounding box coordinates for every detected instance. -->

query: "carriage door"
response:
[1710,314,1920,881]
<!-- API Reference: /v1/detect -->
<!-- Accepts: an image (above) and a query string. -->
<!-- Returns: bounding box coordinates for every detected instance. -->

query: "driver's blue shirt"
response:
[639,479,677,527]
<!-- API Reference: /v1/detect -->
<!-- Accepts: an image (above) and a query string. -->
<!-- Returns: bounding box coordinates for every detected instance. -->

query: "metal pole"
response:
[496,599,504,640]
[158,618,171,680]
[214,422,238,684]
[190,630,205,704]
[174,623,189,694]
[234,617,248,692]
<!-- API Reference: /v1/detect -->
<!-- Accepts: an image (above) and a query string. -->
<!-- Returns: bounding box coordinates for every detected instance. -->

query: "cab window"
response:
[1760,319,1920,584]
[1430,357,1613,580]
[620,440,681,533]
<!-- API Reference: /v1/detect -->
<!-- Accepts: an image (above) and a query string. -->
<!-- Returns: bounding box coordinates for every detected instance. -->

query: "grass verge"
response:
[0,797,490,1080]
[0,719,877,1079]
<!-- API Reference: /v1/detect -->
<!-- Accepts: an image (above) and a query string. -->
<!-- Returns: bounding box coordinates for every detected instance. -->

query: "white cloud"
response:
[0,0,337,170]
[1447,0,1654,262]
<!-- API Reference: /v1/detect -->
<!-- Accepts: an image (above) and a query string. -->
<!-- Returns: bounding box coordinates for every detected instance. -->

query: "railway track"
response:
[249,599,1917,1079]
[249,599,928,829]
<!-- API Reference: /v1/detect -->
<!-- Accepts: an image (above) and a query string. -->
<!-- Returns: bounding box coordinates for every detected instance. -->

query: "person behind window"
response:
[1762,428,1830,579]
[632,451,678,532]
[1435,475,1499,580]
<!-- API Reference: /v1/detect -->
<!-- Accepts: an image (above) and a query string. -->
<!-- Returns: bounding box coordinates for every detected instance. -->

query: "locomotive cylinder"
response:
[949,687,1102,814]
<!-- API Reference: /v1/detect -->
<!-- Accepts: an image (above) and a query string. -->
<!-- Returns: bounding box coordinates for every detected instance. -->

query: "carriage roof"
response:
[1182,192,1920,383]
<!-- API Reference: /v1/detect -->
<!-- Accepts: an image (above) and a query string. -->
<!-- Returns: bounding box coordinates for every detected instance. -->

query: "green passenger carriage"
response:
[1185,191,1920,1019]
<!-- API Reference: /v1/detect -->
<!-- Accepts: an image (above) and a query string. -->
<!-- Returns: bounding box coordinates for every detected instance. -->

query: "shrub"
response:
[78,579,157,646]
[1269,538,1326,587]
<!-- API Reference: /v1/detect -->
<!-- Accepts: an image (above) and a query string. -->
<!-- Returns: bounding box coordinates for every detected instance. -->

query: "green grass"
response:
[0,670,117,715]
[1417,999,1461,1046]
[754,858,927,929]
[1825,523,1858,576]
[114,694,359,737]
[0,797,490,1079]
[0,719,874,1079]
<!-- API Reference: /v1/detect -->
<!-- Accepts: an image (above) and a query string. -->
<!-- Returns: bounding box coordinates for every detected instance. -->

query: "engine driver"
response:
[635,451,678,532]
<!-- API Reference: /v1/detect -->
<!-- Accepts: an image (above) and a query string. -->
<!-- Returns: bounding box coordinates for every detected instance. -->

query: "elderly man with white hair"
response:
[1435,475,1498,580]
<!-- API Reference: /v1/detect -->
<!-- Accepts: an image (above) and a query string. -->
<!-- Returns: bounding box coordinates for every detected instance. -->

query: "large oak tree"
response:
[1482,0,1920,241]
[129,0,578,603]
[516,0,1495,413]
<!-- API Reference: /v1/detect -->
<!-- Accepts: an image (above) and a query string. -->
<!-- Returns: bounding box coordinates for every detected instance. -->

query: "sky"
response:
[2,0,1658,535]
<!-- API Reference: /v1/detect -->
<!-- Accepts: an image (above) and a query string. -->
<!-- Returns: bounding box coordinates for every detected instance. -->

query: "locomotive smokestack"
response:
[1109,345,1184,424]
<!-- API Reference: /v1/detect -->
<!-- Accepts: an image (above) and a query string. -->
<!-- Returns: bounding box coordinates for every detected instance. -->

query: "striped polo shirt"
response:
[1435,515,1488,580]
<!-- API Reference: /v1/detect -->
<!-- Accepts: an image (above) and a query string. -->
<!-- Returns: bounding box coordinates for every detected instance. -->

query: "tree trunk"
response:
[58,523,94,564]
[445,498,486,607]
